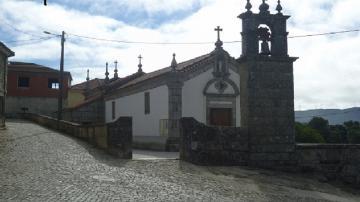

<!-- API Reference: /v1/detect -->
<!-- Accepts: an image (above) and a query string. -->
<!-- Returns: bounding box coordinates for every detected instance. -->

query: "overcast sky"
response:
[0,0,359,110]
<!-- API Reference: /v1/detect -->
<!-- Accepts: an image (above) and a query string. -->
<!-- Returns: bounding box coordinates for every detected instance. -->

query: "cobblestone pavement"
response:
[1,120,360,202]
[133,150,178,160]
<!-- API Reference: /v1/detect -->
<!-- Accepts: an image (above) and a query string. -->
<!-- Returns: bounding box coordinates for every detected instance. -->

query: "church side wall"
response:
[105,85,168,138]
[182,67,241,127]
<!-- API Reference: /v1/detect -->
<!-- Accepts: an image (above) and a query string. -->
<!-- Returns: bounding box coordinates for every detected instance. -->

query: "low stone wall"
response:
[62,98,104,124]
[180,118,360,187]
[180,117,248,165]
[23,113,132,159]
[296,144,360,187]
[107,117,132,159]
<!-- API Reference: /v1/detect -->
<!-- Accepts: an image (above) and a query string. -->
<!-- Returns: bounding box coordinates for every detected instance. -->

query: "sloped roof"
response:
[118,52,214,89]
[8,61,72,79]
[71,78,105,90]
[0,42,15,57]
[106,71,145,90]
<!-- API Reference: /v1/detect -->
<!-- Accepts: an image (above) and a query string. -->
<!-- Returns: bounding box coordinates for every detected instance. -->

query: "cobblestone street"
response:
[0,120,359,202]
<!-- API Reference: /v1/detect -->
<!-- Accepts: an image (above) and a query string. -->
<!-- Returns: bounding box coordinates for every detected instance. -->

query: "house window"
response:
[18,77,29,88]
[48,78,59,89]
[112,101,116,120]
[144,92,150,114]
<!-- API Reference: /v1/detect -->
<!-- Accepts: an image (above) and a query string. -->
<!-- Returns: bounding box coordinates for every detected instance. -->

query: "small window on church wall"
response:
[112,101,116,120]
[144,92,150,114]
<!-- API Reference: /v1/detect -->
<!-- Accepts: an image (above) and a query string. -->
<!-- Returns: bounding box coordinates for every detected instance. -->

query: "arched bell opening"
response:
[257,24,272,55]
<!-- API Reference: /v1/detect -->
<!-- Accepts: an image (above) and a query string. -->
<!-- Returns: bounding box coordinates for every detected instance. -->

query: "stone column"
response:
[166,71,183,151]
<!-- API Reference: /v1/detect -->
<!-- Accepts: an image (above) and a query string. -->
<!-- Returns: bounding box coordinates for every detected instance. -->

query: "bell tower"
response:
[240,0,289,58]
[238,0,298,168]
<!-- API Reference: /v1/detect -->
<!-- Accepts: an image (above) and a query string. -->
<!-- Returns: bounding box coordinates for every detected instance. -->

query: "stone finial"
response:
[171,53,177,71]
[85,69,90,92]
[138,55,143,73]
[245,0,252,12]
[276,0,283,14]
[259,0,270,14]
[114,60,118,79]
[86,69,90,81]
[214,26,223,49]
[105,62,109,82]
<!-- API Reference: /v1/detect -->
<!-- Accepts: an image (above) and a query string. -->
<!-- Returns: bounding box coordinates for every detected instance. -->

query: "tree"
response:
[308,117,330,143]
[344,121,360,129]
[344,121,360,144]
[295,122,325,143]
[329,125,348,143]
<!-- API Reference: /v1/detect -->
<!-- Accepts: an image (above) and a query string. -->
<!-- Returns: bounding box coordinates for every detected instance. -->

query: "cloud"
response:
[0,0,360,110]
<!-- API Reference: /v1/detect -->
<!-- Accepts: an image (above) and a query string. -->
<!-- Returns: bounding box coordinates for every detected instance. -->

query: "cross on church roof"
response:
[114,60,118,79]
[214,26,223,49]
[138,55,142,65]
[138,55,143,73]
[105,62,109,81]
[215,26,223,41]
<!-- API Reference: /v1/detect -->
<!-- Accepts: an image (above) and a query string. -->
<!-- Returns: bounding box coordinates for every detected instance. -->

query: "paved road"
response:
[0,120,359,202]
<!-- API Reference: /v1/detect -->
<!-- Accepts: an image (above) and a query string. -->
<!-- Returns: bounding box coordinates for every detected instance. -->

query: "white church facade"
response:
[104,33,241,150]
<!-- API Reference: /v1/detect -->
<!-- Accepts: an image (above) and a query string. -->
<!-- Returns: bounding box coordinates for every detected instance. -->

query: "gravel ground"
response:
[0,120,359,202]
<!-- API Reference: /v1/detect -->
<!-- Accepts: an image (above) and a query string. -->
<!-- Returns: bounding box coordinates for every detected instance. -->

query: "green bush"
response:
[295,122,325,143]
[308,117,330,142]
[344,121,360,144]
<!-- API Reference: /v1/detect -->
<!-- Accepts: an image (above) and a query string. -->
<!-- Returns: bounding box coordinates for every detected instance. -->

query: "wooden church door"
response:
[209,108,232,126]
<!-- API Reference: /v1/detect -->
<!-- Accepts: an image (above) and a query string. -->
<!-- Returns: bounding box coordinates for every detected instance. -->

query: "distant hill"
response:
[295,107,360,125]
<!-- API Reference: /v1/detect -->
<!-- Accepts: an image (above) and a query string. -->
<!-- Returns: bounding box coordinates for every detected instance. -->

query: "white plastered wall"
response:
[182,67,241,127]
[105,85,168,137]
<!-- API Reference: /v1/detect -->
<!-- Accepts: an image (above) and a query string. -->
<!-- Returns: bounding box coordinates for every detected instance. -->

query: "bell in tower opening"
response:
[238,0,289,58]
[257,25,271,55]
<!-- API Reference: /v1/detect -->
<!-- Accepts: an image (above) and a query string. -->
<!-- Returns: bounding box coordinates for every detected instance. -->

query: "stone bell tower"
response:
[238,0,298,168]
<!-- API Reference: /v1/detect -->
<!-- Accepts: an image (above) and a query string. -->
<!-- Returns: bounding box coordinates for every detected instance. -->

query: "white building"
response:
[104,34,241,150]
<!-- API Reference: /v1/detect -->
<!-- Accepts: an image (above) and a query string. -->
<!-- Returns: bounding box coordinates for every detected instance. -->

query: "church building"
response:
[104,28,241,150]
[71,0,294,152]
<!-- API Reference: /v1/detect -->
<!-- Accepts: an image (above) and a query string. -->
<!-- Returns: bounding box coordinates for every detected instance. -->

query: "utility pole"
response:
[58,31,65,121]
[43,30,66,121]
